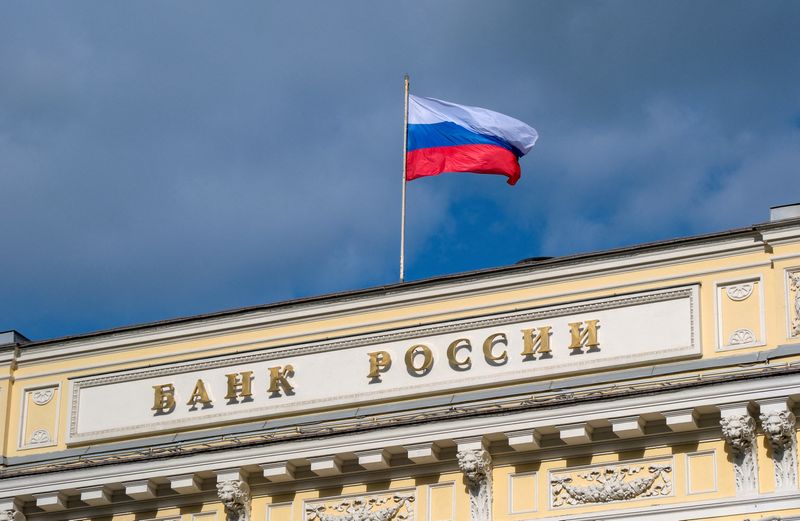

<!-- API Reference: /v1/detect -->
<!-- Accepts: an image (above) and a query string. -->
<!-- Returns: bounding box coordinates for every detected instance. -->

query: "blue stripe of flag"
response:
[407,122,522,157]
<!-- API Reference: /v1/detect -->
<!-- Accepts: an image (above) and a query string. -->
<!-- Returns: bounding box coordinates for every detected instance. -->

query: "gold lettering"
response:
[367,351,392,379]
[268,365,295,395]
[224,371,253,400]
[483,332,508,364]
[568,320,600,351]
[521,326,552,358]
[447,338,472,370]
[186,379,212,407]
[405,344,433,374]
[151,383,175,412]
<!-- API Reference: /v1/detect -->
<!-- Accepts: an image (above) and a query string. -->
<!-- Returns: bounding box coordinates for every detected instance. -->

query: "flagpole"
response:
[400,74,410,282]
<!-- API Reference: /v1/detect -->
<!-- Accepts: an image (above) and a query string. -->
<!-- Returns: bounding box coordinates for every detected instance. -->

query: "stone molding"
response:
[457,448,493,521]
[0,510,25,521]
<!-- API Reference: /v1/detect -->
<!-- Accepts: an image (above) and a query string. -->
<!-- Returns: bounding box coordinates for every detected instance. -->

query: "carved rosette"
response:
[457,449,492,521]
[305,493,415,521]
[720,414,758,493]
[726,283,754,301]
[0,510,25,521]
[759,409,798,490]
[550,464,672,508]
[28,429,50,446]
[30,389,54,406]
[216,480,251,521]
[729,328,755,346]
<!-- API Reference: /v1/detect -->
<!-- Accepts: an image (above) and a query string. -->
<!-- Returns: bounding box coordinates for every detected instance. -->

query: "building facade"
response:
[2,209,800,521]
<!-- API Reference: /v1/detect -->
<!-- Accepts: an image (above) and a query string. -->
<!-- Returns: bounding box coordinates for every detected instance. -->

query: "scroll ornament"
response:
[305,494,415,521]
[457,449,493,521]
[217,480,251,521]
[550,465,672,507]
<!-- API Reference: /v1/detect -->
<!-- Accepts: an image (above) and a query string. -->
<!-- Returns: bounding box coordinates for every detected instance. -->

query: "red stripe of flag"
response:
[406,144,521,185]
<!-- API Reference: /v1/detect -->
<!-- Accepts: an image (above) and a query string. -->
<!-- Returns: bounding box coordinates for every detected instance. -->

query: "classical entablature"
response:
[2,212,800,521]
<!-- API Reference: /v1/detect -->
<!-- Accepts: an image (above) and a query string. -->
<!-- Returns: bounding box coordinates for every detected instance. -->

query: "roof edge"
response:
[20,216,800,349]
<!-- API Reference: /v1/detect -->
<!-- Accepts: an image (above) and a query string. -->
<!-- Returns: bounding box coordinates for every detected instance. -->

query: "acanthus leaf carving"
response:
[550,464,672,507]
[305,494,415,521]
[217,480,251,521]
[457,449,492,521]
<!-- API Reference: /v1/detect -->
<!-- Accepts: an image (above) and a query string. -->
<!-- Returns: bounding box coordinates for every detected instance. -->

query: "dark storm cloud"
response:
[1,1,798,338]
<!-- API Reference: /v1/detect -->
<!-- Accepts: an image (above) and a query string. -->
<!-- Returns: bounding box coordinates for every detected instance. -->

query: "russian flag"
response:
[407,95,538,186]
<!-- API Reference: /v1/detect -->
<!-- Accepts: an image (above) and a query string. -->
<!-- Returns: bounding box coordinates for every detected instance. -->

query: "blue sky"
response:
[1,1,799,340]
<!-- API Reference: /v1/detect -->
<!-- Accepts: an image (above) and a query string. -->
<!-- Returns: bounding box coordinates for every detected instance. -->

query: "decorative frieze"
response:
[305,493,415,521]
[217,479,251,521]
[550,459,673,508]
[720,408,759,494]
[457,448,493,521]
[759,400,798,491]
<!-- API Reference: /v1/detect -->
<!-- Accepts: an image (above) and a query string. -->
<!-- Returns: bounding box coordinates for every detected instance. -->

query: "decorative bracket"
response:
[217,480,251,521]
[720,405,759,494]
[759,399,798,491]
[457,448,493,521]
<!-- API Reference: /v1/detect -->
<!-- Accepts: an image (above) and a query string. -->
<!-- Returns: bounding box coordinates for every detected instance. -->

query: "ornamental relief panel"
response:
[716,278,764,350]
[787,269,800,338]
[19,384,60,450]
[304,491,415,521]
[549,457,673,509]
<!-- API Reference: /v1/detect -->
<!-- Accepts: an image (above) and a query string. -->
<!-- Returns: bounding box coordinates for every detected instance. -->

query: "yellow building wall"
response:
[4,242,800,466]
